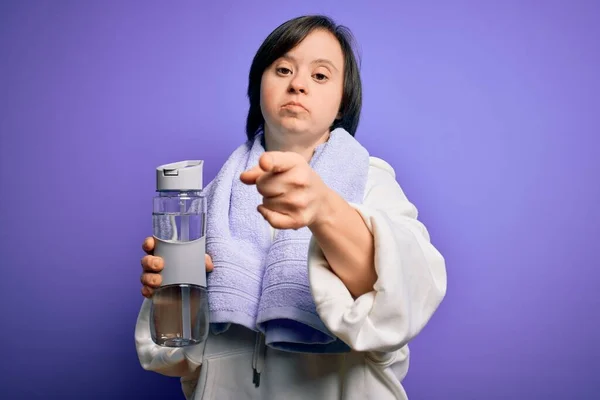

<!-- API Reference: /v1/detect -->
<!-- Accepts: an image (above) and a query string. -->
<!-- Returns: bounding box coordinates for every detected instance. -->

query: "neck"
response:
[263,127,331,162]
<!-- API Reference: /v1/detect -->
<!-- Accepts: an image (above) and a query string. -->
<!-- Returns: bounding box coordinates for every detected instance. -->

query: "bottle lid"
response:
[156,160,203,191]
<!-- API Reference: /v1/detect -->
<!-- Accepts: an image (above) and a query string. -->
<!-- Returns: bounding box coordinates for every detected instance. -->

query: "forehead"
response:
[284,29,344,65]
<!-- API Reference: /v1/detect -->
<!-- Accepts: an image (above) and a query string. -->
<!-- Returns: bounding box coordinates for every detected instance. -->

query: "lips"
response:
[282,101,307,111]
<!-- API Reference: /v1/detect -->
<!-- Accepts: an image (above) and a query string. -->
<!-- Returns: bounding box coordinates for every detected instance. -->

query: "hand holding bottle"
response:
[140,236,214,299]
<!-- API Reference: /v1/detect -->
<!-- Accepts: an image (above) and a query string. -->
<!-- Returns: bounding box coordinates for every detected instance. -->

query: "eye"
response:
[276,67,292,75]
[313,73,329,82]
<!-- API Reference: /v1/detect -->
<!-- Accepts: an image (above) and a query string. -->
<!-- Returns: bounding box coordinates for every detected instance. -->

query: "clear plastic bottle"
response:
[150,160,209,347]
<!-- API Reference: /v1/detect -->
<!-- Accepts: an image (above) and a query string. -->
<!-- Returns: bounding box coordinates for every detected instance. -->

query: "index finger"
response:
[142,237,155,254]
[259,151,302,174]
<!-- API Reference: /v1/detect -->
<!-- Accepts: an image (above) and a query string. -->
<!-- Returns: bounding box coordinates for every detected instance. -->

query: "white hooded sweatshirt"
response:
[135,157,447,399]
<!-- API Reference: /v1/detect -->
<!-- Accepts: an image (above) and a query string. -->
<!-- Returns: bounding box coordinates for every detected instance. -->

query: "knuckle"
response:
[292,194,308,209]
[141,273,159,287]
[142,255,152,269]
[291,175,303,186]
[299,196,309,209]
[142,286,154,298]
[294,174,309,188]
[292,218,303,230]
[142,237,154,253]
[256,183,267,196]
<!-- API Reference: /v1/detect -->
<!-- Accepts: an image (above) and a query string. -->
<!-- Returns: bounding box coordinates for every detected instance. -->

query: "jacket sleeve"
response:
[308,157,447,353]
[134,297,205,377]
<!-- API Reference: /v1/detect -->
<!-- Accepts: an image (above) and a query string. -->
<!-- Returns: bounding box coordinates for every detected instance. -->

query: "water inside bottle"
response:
[152,212,205,242]
[150,284,210,347]
[151,197,208,347]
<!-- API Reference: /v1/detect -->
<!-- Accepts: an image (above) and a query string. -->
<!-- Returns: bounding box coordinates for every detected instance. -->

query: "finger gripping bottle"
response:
[150,160,209,347]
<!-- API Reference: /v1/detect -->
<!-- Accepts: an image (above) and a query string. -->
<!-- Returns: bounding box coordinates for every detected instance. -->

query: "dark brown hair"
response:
[245,15,362,141]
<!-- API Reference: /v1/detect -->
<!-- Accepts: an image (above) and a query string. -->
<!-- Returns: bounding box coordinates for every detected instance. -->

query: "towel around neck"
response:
[203,128,370,353]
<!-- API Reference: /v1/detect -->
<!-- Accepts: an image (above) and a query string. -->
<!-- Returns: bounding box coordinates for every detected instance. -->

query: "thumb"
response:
[240,164,264,185]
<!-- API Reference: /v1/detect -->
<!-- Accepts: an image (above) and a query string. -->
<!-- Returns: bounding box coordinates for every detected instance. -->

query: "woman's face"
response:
[260,29,344,147]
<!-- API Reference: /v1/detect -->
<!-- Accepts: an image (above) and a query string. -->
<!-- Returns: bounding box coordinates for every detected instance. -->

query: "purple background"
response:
[1,1,598,399]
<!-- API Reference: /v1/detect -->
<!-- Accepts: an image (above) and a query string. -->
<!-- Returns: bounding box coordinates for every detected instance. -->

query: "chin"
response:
[277,119,311,135]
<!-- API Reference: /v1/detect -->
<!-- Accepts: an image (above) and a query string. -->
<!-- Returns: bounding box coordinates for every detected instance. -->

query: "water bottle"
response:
[150,160,209,347]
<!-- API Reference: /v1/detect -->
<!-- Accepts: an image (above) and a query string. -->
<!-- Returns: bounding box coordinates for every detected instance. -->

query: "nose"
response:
[288,74,308,94]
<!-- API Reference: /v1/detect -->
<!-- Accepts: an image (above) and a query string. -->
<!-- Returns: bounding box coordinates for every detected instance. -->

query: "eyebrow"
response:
[281,54,339,72]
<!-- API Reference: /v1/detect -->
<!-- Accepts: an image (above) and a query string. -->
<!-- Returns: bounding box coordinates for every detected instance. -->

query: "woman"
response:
[135,14,447,400]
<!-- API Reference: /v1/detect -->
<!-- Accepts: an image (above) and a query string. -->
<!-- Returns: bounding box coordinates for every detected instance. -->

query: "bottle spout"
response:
[156,160,204,191]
